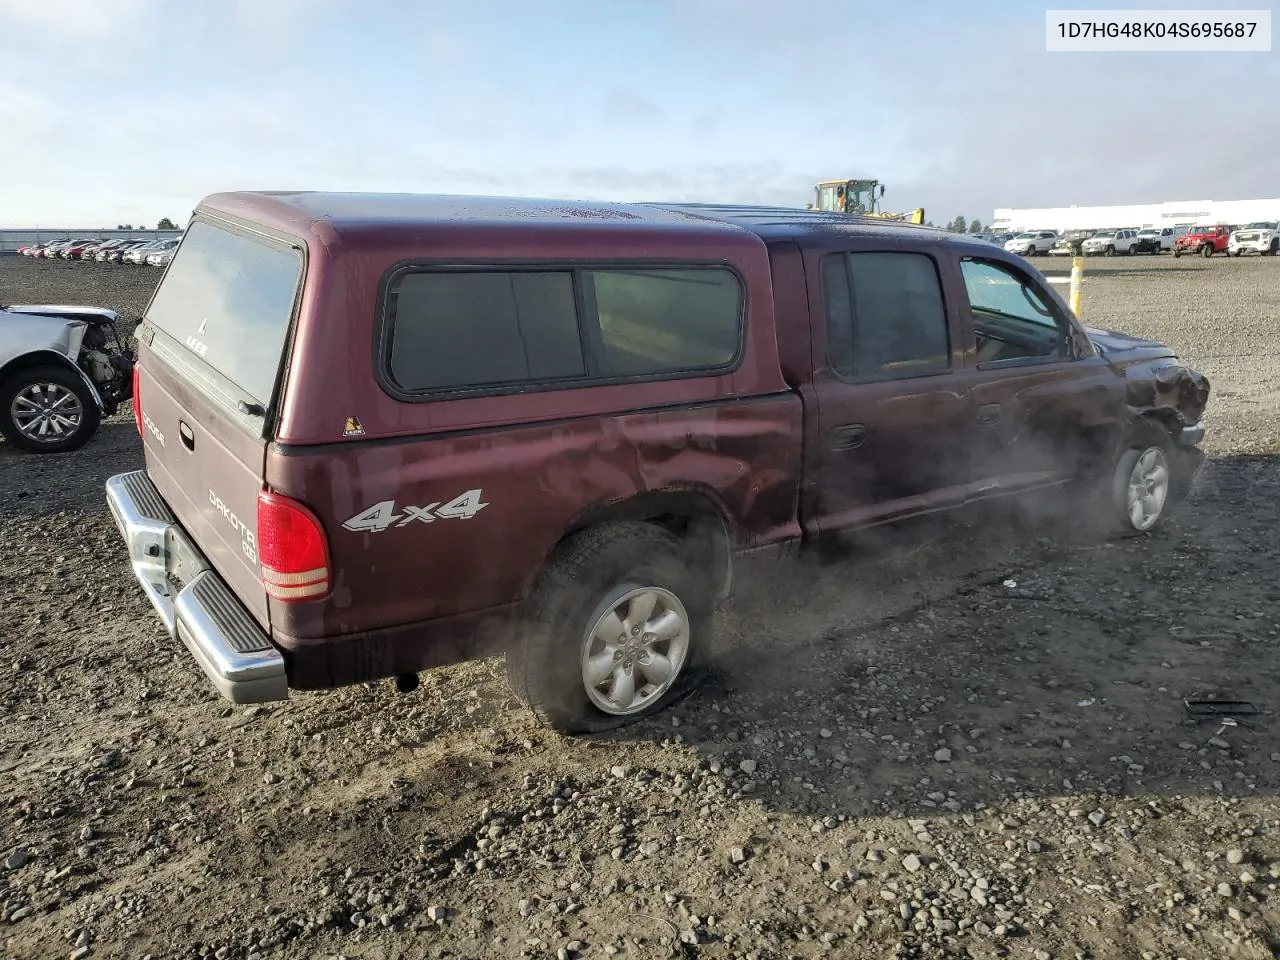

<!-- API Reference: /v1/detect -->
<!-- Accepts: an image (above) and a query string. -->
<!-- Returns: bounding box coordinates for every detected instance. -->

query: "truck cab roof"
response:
[198,192,953,253]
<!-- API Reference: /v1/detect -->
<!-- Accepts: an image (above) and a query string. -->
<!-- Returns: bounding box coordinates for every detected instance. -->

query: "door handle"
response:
[830,423,866,450]
[178,420,195,451]
[976,403,1001,426]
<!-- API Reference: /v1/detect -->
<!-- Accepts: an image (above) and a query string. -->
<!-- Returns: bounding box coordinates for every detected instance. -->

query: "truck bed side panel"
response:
[265,395,804,642]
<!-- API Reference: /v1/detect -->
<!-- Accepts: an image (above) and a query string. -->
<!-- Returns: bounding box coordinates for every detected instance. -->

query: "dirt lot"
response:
[2,253,1279,960]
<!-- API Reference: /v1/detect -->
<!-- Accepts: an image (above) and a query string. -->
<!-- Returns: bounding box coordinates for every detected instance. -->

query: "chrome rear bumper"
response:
[105,471,287,704]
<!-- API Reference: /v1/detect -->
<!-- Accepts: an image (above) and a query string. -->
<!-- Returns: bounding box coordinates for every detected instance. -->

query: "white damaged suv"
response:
[1228,221,1280,257]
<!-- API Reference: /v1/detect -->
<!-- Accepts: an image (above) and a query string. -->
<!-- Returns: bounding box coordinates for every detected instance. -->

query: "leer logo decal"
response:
[342,489,487,533]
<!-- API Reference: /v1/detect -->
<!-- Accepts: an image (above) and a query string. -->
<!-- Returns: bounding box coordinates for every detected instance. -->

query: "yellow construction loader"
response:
[811,178,925,225]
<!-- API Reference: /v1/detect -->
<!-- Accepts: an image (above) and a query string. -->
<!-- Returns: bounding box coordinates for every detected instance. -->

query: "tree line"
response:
[113,219,179,230]
[924,216,986,234]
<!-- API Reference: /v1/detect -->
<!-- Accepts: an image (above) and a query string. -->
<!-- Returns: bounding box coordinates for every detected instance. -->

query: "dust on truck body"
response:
[106,192,1208,733]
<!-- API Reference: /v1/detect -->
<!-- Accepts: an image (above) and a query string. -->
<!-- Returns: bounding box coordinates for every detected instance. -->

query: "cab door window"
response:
[960,258,1075,366]
[822,251,950,381]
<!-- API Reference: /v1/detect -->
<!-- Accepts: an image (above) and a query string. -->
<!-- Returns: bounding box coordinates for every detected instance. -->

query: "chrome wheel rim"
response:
[1126,446,1169,531]
[10,382,83,443]
[581,585,690,716]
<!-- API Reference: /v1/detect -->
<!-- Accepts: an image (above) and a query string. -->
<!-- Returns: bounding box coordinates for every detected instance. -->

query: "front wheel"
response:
[1270,239,1279,255]
[506,522,710,734]
[1105,245,1115,256]
[1173,248,1182,258]
[0,365,100,454]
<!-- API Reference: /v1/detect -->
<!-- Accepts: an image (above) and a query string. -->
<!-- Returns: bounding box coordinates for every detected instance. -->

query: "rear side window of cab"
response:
[378,265,745,399]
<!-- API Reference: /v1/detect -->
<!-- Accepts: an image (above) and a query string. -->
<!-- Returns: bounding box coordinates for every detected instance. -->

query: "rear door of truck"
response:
[134,215,305,629]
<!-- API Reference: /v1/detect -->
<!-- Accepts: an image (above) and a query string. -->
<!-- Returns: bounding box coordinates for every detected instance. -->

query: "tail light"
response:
[256,491,331,602]
[132,365,143,437]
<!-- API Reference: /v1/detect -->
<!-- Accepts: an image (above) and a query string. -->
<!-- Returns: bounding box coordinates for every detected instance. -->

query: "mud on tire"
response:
[506,521,712,734]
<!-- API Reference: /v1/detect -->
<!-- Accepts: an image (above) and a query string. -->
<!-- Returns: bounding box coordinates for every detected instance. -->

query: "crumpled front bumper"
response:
[105,470,288,704]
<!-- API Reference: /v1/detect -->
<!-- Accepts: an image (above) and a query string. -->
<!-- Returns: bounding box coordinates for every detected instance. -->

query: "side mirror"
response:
[879,185,886,197]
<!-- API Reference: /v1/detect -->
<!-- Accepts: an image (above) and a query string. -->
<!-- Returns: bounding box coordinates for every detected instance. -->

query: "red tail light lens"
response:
[132,364,143,437]
[256,491,331,602]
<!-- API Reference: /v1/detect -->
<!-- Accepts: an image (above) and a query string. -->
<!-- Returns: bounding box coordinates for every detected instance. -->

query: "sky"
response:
[1,0,1277,228]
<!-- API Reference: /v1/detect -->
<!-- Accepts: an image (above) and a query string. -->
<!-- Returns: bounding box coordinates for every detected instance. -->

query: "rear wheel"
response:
[506,522,710,734]
[1201,244,1213,258]
[0,365,99,454]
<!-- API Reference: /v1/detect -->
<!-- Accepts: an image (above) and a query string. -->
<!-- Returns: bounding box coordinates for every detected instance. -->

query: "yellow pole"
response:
[1069,255,1084,318]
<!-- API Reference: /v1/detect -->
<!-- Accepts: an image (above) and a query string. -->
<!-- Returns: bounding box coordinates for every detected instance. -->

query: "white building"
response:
[990,198,1280,233]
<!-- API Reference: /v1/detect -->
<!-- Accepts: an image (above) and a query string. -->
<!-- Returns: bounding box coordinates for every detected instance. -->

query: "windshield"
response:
[1014,233,1037,240]
[1138,230,1158,236]
[1091,231,1116,239]
[1245,221,1276,229]
[146,219,303,405]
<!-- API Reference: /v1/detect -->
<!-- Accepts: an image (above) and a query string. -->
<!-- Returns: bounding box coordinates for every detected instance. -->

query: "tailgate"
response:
[139,348,272,627]
[135,217,305,630]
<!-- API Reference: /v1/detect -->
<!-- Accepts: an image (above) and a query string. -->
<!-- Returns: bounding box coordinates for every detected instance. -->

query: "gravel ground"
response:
[2,253,1279,960]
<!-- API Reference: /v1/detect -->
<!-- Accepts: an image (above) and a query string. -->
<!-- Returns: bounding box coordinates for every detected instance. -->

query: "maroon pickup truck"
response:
[106,193,1210,732]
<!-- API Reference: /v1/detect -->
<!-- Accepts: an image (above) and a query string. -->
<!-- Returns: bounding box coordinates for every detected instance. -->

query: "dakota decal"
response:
[209,489,258,563]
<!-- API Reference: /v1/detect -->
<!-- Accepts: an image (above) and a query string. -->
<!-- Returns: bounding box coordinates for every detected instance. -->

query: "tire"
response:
[1173,248,1182,258]
[0,364,100,454]
[1105,245,1115,257]
[1270,239,1279,256]
[506,521,711,734]
[1201,244,1213,258]
[1066,424,1178,540]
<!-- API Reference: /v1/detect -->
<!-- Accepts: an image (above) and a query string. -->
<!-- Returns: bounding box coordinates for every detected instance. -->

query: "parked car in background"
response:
[0,302,135,453]
[1049,230,1095,256]
[38,240,75,259]
[60,239,103,260]
[1004,230,1058,256]
[144,238,181,266]
[106,192,1209,730]
[1174,224,1232,258]
[122,239,171,264]
[1132,227,1178,254]
[76,241,111,260]
[87,239,131,262]
[103,239,150,263]
[1228,221,1280,256]
[1082,229,1139,256]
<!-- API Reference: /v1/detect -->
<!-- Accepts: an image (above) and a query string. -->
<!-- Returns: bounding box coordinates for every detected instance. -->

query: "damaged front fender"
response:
[0,310,105,412]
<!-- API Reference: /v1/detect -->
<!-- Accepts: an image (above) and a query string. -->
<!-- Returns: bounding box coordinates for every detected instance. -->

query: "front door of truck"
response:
[951,253,1124,498]
[804,246,976,536]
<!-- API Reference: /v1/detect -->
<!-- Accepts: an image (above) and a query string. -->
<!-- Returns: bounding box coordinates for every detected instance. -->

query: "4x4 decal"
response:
[341,489,488,533]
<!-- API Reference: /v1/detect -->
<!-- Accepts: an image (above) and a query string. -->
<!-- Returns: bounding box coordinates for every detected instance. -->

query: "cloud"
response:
[599,89,666,124]
[0,0,153,38]
[2,0,1278,226]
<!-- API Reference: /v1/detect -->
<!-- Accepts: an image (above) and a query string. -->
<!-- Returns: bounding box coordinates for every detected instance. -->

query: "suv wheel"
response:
[507,522,710,734]
[1104,244,1115,256]
[1270,239,1279,256]
[0,365,100,454]
[1201,244,1213,258]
